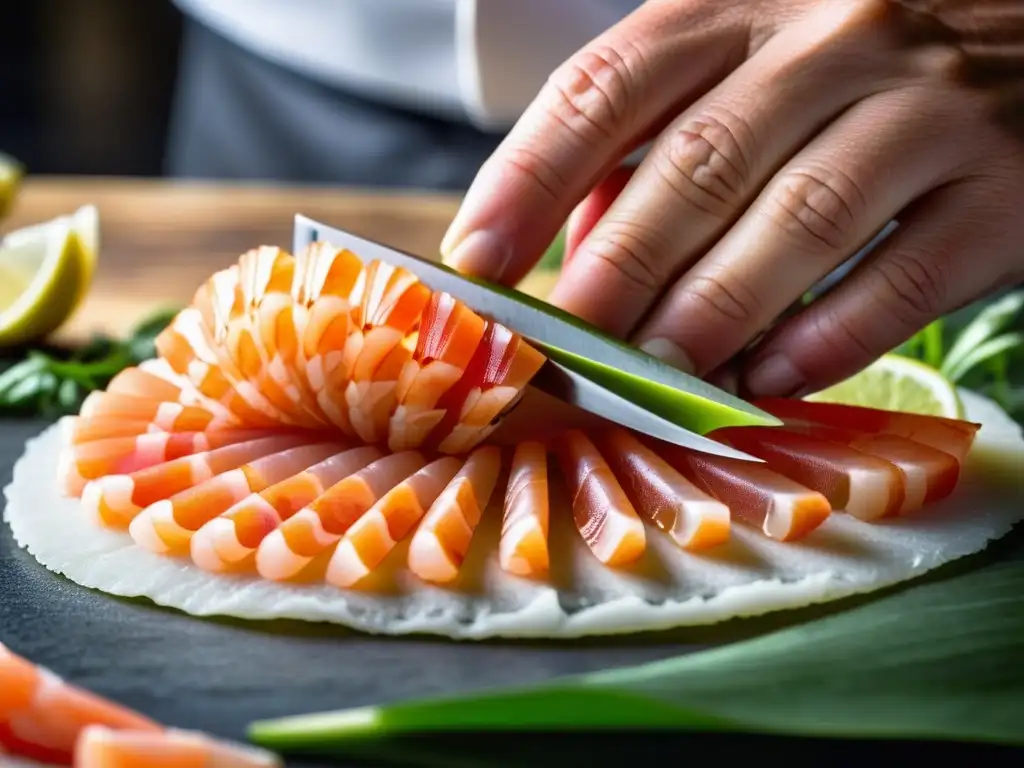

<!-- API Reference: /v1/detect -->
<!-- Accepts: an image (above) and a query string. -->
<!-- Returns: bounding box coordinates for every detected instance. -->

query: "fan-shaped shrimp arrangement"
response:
[6,242,1024,639]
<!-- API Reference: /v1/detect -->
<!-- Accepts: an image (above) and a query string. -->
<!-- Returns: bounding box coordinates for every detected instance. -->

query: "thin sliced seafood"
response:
[498,440,551,577]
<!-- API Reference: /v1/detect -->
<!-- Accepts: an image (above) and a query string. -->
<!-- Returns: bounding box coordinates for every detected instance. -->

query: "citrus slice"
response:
[0,204,99,348]
[806,353,964,419]
[0,152,24,219]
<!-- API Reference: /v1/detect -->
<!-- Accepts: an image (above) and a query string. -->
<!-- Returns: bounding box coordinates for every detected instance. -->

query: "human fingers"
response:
[740,172,1024,398]
[546,3,900,339]
[441,0,752,286]
[564,165,634,268]
[630,83,975,377]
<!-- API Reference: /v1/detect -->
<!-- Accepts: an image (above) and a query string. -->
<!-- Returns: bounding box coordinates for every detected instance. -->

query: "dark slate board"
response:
[1,419,1019,767]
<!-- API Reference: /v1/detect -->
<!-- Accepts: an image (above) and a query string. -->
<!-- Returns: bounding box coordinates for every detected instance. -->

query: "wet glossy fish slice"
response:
[256,450,427,581]
[712,427,906,522]
[81,435,309,529]
[78,391,232,433]
[428,321,546,455]
[408,445,503,584]
[293,243,364,434]
[129,442,347,554]
[498,441,551,578]
[76,726,282,768]
[238,246,331,427]
[660,444,831,541]
[344,260,432,443]
[191,445,383,573]
[598,427,730,551]
[106,364,240,424]
[783,423,961,514]
[61,416,162,446]
[754,397,981,462]
[155,307,281,428]
[555,430,646,567]
[0,643,160,766]
[58,429,278,498]
[327,456,464,588]
[388,291,486,452]
[225,249,328,429]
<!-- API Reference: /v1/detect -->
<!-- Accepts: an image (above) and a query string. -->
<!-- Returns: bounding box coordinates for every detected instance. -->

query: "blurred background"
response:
[1,1,183,177]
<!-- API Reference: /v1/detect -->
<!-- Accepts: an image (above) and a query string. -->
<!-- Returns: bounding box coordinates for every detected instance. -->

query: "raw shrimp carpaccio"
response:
[57,243,981,587]
[0,643,280,767]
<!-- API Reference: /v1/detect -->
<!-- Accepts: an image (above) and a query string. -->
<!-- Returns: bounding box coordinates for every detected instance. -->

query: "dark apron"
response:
[165,18,506,190]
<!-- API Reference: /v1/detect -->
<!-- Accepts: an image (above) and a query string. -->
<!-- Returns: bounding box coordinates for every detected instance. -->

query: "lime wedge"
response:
[0,204,100,348]
[806,353,964,419]
[0,152,24,220]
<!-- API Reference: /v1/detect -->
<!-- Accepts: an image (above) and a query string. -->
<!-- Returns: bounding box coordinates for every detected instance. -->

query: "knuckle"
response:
[543,43,644,146]
[499,145,568,203]
[654,111,753,219]
[764,165,866,252]
[875,248,950,319]
[585,226,665,296]
[686,273,760,325]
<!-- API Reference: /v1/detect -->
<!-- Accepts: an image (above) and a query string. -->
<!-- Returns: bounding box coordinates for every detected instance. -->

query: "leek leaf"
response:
[941,292,1024,379]
[250,541,1024,754]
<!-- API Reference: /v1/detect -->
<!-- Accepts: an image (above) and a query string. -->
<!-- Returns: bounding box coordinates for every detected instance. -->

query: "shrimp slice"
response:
[294,243,364,434]
[388,292,486,451]
[106,364,239,424]
[76,726,282,768]
[0,643,160,766]
[59,429,276,498]
[238,246,329,426]
[555,430,646,567]
[256,450,426,581]
[428,322,546,455]
[344,260,432,442]
[754,397,981,463]
[81,435,308,529]
[61,416,158,446]
[498,441,550,577]
[407,445,503,584]
[781,424,962,514]
[191,446,382,573]
[78,391,234,432]
[712,427,906,521]
[598,428,730,551]
[130,442,346,554]
[155,307,280,428]
[327,456,463,587]
[660,444,831,541]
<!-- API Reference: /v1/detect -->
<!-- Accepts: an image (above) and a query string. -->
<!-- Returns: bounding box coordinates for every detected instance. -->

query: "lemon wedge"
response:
[0,152,24,220]
[0,204,99,348]
[806,353,964,419]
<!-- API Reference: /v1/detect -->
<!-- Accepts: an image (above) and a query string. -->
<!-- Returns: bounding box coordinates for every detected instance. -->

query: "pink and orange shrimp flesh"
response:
[58,244,982,586]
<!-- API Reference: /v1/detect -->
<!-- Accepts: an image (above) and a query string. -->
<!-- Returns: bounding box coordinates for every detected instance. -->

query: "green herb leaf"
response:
[943,332,1024,384]
[941,292,1024,379]
[250,542,1024,756]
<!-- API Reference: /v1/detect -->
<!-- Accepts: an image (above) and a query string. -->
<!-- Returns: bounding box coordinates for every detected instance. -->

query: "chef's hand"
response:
[440,0,1024,397]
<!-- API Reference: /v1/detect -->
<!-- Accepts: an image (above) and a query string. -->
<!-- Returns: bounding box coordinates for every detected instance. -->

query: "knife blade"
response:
[293,215,776,456]
[531,360,762,461]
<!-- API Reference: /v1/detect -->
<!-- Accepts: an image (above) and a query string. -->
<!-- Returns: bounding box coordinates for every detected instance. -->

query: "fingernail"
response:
[441,230,513,280]
[744,354,804,397]
[638,338,696,374]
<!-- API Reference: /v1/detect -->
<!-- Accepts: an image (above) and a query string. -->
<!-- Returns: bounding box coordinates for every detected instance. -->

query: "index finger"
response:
[440,1,752,287]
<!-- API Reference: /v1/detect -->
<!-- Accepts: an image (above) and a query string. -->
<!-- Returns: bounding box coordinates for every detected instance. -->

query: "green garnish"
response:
[249,543,1024,760]
[0,307,179,418]
[896,290,1024,423]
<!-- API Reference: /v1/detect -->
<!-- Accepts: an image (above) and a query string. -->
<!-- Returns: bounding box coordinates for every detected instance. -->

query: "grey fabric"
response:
[165,19,505,190]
